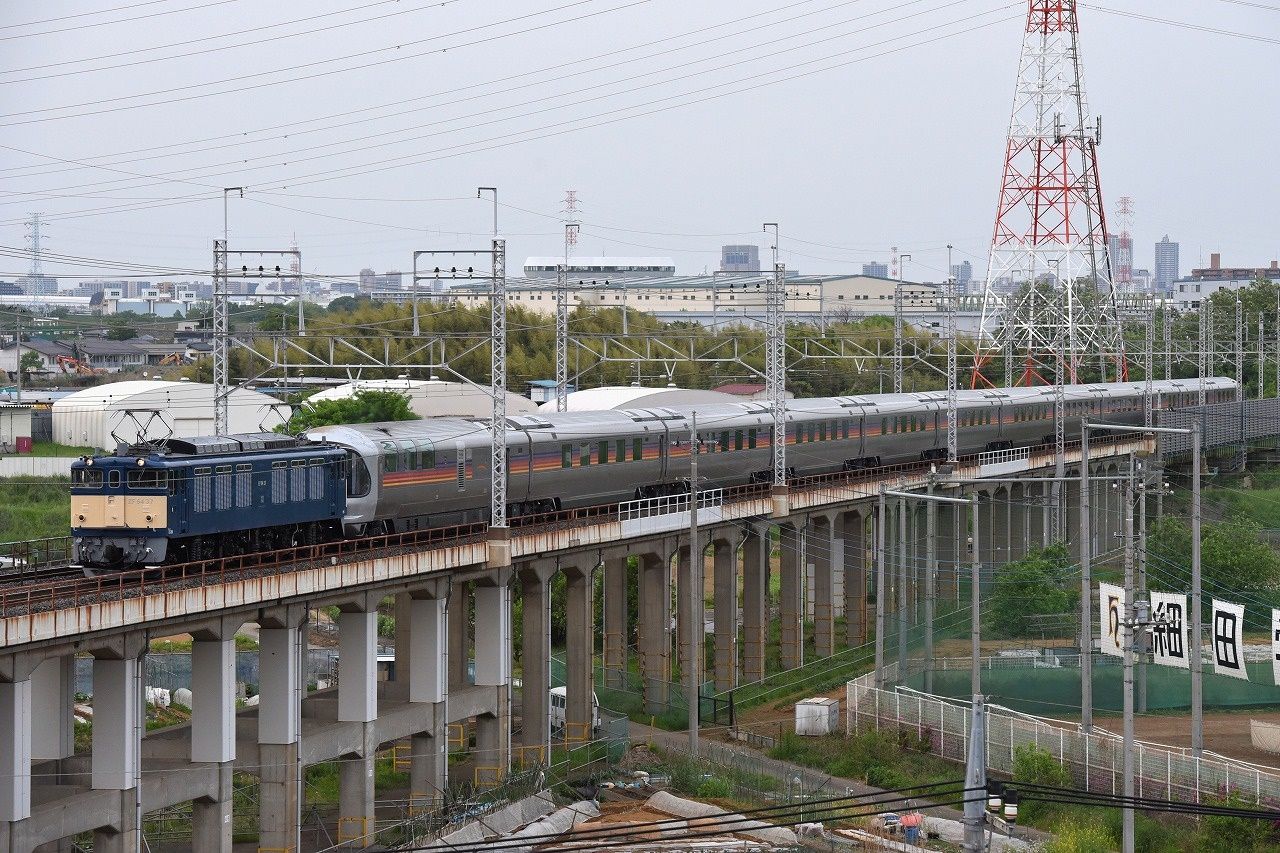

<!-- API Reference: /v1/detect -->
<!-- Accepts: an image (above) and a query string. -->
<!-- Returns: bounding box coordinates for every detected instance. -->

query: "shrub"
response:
[1011,743,1073,824]
[1043,820,1114,853]
[696,777,733,799]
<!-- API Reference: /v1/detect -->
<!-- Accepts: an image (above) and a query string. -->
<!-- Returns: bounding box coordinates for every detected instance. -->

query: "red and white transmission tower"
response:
[974,0,1124,387]
[1114,196,1135,290]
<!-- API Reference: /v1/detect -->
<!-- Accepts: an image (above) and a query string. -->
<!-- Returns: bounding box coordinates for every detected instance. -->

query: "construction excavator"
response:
[54,354,105,376]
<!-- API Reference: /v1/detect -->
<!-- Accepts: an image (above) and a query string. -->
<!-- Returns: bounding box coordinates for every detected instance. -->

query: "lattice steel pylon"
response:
[973,0,1124,387]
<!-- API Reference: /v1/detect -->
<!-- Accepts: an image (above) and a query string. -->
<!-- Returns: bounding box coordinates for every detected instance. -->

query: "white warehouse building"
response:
[304,378,538,418]
[52,381,291,450]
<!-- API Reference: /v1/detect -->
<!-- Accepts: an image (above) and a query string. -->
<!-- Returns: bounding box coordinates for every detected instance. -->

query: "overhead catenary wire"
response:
[2,0,1004,201]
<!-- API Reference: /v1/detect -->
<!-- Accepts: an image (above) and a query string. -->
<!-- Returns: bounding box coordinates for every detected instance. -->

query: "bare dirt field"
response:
[1091,709,1280,768]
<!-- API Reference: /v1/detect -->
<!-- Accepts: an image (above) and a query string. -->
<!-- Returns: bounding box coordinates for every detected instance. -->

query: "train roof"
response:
[312,378,1237,448]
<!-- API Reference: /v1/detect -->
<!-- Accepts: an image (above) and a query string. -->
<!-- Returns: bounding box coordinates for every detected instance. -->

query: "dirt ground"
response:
[1091,709,1280,768]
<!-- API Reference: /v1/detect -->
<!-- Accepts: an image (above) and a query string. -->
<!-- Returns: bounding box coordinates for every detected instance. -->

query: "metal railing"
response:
[977,445,1032,466]
[0,431,1151,618]
[847,667,1280,807]
[618,488,723,521]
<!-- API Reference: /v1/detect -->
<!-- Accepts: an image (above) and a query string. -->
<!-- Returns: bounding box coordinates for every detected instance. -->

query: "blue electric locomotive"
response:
[71,433,346,567]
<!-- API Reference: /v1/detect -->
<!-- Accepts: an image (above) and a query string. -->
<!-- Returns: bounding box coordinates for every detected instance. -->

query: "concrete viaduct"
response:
[0,427,1218,851]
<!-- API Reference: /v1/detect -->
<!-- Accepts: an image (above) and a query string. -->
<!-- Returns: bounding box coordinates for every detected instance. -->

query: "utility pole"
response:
[962,694,988,852]
[894,252,910,394]
[1191,421,1203,756]
[1138,457,1149,715]
[1236,298,1246,470]
[556,264,570,412]
[1079,422,1093,731]
[688,411,701,757]
[925,481,937,694]
[1259,312,1266,400]
[947,245,958,461]
[1198,306,1208,408]
[490,237,509,537]
[1121,460,1136,853]
[970,491,981,696]
[1163,303,1172,382]
[897,496,908,679]
[875,487,887,689]
[763,223,787,514]
[214,186,243,436]
[13,312,21,404]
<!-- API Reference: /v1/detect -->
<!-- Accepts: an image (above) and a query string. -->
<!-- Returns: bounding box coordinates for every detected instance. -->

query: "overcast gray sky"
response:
[1,0,1276,285]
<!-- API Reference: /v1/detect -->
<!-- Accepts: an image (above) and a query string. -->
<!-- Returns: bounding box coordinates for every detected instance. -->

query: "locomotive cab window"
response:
[127,469,166,489]
[72,468,103,489]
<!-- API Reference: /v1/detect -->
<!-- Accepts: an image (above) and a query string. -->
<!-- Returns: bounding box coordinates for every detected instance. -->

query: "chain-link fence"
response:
[847,665,1280,807]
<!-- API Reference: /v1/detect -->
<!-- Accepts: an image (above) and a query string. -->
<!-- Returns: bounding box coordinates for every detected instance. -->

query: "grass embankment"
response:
[0,477,69,542]
[770,729,960,792]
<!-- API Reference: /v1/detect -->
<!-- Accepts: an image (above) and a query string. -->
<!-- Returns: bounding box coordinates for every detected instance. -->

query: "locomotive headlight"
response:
[86,458,93,466]
[136,458,145,466]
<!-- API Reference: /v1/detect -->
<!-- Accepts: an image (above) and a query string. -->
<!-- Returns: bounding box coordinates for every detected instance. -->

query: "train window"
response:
[126,469,166,489]
[817,422,826,441]
[633,437,645,461]
[719,431,729,452]
[748,428,758,449]
[616,439,626,461]
[598,442,608,464]
[348,455,371,497]
[580,446,590,467]
[72,468,103,488]
[562,445,572,469]
[108,469,121,488]
[880,418,888,435]
[735,430,744,451]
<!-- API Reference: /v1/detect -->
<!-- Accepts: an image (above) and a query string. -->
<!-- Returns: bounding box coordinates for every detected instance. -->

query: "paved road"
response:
[629,721,1053,845]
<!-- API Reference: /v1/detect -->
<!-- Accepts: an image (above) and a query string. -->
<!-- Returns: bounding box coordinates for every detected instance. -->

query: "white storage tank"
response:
[795,697,840,736]
[52,380,291,450]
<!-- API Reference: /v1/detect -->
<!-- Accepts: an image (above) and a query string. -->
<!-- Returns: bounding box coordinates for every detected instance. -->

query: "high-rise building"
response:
[862,262,889,278]
[1106,233,1133,286]
[720,245,760,272]
[1154,235,1180,293]
[950,261,973,290]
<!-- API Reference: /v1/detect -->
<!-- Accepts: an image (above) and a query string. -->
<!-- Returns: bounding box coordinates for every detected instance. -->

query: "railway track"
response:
[0,431,1142,614]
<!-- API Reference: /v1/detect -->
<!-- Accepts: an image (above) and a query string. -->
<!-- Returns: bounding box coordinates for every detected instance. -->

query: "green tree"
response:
[278,389,419,433]
[18,350,42,380]
[986,544,1077,639]
[1011,744,1072,824]
[1147,516,1280,611]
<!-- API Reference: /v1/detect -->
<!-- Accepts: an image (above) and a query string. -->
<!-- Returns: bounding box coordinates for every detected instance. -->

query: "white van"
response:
[549,686,601,736]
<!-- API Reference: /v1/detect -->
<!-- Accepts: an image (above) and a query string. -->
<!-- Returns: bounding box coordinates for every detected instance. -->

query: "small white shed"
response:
[52,380,291,450]
[795,697,840,736]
